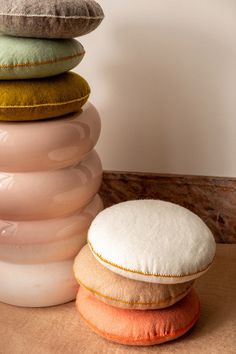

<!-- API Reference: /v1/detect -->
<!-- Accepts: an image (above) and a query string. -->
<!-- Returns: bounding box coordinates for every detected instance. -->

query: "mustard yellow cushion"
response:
[0,72,90,121]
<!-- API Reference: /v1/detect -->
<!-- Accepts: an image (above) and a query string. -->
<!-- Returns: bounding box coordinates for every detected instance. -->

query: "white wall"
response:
[77,0,236,177]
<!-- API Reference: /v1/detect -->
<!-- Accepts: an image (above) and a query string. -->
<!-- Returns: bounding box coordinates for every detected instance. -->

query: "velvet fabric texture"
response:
[0,0,104,39]
[74,245,194,310]
[76,288,200,346]
[88,200,216,284]
[0,72,90,121]
[0,36,85,79]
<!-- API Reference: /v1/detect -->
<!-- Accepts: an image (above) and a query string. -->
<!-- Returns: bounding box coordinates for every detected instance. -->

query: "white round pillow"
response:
[0,259,78,307]
[88,200,216,284]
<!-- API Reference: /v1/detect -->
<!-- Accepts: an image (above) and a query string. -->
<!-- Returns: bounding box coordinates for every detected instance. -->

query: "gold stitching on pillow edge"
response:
[76,277,192,306]
[0,94,90,109]
[0,52,85,69]
[88,241,214,278]
[0,13,104,20]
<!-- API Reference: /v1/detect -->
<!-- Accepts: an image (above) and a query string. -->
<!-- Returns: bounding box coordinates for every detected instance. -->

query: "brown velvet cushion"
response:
[0,0,104,39]
[74,245,194,310]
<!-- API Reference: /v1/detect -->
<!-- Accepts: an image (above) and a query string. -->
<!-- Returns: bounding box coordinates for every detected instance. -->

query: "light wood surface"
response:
[0,244,235,354]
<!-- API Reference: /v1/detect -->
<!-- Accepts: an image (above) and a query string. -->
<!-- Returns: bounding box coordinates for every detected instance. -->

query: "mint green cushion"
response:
[0,36,85,79]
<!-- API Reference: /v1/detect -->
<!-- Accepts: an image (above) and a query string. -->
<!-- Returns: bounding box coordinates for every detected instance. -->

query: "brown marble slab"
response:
[100,172,236,243]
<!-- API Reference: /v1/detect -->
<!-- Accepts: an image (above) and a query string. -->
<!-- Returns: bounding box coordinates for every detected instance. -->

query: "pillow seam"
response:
[0,94,90,109]
[88,240,214,278]
[0,13,104,20]
[76,278,192,306]
[0,52,85,69]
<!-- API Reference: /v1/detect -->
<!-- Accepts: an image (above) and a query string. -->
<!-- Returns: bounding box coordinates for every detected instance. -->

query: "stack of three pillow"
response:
[0,0,104,307]
[74,200,216,346]
[0,0,104,118]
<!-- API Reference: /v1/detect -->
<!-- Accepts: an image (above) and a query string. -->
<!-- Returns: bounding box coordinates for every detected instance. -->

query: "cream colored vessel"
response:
[0,103,103,307]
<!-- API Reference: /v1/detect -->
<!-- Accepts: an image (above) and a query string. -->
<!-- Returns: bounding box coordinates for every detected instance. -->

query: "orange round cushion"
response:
[76,288,200,346]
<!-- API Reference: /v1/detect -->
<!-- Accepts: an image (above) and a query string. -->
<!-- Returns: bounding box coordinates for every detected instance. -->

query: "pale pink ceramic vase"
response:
[0,103,103,307]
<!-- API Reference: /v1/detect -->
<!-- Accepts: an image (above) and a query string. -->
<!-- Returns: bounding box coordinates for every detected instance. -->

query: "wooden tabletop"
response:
[0,244,236,354]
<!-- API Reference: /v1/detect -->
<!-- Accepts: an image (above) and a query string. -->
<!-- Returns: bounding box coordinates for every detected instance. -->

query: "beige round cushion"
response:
[74,245,194,310]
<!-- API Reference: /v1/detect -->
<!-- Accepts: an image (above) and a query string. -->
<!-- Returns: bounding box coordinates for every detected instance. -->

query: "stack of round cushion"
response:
[0,0,104,307]
[74,200,216,346]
